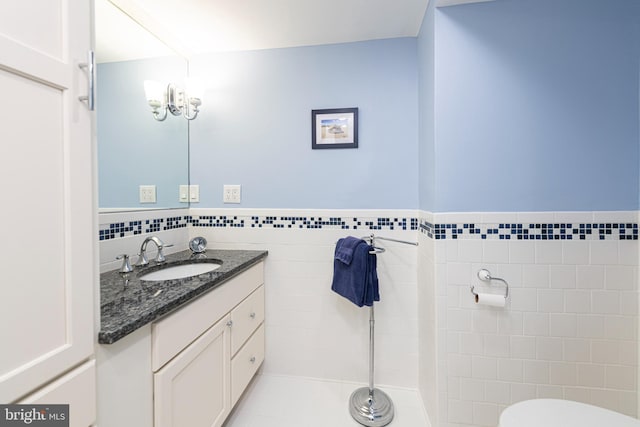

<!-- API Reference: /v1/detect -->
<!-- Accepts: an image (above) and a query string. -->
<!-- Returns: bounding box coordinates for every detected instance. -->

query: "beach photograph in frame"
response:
[311,108,358,149]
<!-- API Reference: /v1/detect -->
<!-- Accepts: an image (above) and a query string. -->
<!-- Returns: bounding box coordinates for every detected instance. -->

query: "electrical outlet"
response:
[179,185,189,203]
[189,185,200,203]
[223,184,241,203]
[139,185,156,203]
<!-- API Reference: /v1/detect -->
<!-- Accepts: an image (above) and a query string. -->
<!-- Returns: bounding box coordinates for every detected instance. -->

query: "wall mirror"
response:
[95,0,189,212]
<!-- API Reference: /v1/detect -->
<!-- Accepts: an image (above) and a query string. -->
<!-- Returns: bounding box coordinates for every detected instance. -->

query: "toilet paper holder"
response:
[470,269,509,299]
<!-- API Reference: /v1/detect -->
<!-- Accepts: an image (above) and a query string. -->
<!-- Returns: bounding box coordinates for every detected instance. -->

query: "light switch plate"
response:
[179,185,189,203]
[223,184,241,203]
[189,185,200,203]
[139,185,156,203]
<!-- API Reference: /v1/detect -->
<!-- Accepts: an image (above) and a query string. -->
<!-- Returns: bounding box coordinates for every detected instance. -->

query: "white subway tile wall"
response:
[421,211,639,427]
[98,208,639,427]
[184,209,421,389]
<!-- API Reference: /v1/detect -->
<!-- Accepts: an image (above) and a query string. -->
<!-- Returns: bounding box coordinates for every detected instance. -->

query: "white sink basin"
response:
[139,262,221,281]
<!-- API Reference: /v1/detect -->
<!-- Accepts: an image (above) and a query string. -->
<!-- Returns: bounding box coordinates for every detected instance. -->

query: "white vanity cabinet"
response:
[152,262,265,427]
[98,261,265,427]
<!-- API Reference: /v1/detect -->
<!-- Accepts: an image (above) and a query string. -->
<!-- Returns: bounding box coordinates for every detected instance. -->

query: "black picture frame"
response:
[311,107,358,149]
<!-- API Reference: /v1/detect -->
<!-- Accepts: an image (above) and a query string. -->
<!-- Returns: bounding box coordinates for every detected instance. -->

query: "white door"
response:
[0,0,95,403]
[154,315,231,427]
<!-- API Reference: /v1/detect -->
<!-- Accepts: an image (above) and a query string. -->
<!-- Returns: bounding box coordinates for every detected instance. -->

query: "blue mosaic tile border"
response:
[99,216,188,241]
[188,215,419,230]
[100,214,639,242]
[419,220,638,241]
[99,215,419,240]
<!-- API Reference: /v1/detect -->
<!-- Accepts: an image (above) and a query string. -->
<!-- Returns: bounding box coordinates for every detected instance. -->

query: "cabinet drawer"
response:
[231,285,264,356]
[152,263,263,371]
[231,324,264,406]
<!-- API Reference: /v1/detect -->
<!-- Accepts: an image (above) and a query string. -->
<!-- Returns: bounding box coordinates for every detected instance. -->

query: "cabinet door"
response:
[0,0,94,403]
[19,361,96,427]
[154,315,231,427]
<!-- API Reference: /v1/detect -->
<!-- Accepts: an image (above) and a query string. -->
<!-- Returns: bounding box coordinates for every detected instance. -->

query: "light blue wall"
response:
[418,0,436,212]
[418,0,640,212]
[189,38,419,209]
[97,57,188,208]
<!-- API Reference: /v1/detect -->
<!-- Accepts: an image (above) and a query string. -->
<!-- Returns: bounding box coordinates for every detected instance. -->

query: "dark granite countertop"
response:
[99,249,268,344]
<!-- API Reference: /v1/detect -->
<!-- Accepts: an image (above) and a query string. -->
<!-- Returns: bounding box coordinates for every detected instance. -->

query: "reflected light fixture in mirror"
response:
[144,80,202,121]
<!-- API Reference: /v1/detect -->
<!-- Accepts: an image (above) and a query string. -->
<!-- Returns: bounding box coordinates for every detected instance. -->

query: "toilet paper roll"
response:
[474,293,506,308]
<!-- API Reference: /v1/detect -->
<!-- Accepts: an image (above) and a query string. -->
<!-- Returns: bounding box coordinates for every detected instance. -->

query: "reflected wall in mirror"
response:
[96,0,189,212]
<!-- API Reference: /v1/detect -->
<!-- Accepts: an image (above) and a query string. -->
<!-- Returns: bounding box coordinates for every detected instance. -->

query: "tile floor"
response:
[223,373,431,427]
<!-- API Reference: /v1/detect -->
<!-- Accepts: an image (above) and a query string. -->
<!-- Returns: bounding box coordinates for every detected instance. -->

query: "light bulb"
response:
[143,80,164,104]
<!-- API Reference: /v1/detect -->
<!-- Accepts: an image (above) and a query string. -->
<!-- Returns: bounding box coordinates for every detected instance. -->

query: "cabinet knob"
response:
[226,320,233,328]
[249,312,256,319]
[250,356,256,363]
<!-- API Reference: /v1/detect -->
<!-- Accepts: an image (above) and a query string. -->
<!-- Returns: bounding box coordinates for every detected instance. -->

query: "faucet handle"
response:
[155,243,173,263]
[136,251,149,267]
[116,254,134,273]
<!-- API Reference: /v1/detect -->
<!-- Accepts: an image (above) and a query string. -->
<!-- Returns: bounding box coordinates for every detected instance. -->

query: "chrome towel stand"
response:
[349,234,418,427]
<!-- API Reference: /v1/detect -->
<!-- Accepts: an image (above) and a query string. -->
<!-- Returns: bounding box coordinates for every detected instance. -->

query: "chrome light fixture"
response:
[144,80,202,121]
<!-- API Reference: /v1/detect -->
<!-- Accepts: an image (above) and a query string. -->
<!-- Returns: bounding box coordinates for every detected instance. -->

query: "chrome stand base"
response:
[349,387,395,427]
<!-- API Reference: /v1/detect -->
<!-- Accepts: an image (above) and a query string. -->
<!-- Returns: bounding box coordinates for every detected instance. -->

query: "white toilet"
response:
[499,399,640,427]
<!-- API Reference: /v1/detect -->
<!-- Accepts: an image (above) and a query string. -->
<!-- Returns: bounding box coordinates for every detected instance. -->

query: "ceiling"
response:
[99,0,493,60]
[95,0,176,63]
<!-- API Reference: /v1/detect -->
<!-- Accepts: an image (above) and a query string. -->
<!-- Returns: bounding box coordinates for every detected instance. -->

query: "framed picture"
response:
[311,107,358,149]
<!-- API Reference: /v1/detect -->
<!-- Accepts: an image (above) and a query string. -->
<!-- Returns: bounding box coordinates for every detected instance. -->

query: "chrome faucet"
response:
[136,236,172,266]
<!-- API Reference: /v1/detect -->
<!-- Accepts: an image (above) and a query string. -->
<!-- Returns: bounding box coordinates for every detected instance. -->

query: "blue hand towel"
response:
[334,236,363,264]
[331,237,380,307]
